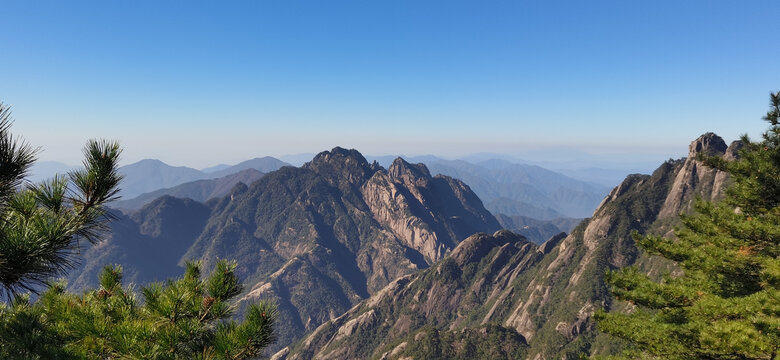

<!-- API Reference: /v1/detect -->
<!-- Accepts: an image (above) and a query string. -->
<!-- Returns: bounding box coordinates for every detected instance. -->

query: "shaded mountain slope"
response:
[66,196,211,291]
[275,133,737,360]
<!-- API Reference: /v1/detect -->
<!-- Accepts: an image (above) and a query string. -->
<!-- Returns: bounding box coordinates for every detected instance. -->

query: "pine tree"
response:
[0,102,122,296]
[595,92,780,359]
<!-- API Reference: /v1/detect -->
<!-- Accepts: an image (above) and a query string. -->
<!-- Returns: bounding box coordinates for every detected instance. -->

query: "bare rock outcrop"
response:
[658,133,731,219]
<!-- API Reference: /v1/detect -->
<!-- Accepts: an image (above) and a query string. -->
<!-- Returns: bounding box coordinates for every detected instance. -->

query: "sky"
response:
[1,0,779,168]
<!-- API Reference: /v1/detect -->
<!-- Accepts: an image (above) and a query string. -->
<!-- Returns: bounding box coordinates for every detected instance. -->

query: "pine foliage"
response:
[0,260,277,359]
[0,103,123,296]
[596,92,780,359]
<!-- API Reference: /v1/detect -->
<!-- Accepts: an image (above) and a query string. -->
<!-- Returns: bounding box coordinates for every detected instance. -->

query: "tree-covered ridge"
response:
[597,93,780,359]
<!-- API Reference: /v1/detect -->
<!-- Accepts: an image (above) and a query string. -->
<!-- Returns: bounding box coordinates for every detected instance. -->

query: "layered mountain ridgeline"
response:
[274,133,738,360]
[494,214,580,245]
[423,160,610,219]
[205,156,292,177]
[68,147,501,352]
[112,168,265,211]
[118,156,290,198]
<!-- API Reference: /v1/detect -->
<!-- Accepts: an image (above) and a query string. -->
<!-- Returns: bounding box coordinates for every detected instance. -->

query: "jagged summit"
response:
[305,147,371,168]
[688,132,727,158]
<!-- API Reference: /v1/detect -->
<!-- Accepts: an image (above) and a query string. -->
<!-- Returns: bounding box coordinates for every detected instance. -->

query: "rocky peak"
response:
[387,157,432,181]
[303,147,377,186]
[688,132,727,158]
[657,133,731,220]
[725,140,743,160]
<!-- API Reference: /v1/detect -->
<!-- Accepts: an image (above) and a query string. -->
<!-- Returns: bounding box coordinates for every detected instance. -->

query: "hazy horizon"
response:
[32,145,681,171]
[3,1,777,168]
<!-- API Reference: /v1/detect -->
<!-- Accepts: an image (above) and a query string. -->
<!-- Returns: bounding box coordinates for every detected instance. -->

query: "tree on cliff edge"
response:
[596,93,780,359]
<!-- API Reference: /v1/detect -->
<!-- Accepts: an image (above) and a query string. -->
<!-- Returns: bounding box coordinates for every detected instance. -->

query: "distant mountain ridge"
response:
[118,157,291,198]
[423,159,609,219]
[112,168,266,211]
[28,161,76,183]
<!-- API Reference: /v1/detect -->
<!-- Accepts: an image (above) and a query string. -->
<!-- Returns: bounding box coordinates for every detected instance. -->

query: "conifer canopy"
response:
[596,92,780,359]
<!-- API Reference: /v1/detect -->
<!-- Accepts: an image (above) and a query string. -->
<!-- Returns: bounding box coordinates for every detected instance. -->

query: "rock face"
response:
[657,133,731,219]
[363,158,500,263]
[274,230,539,360]
[276,134,738,360]
[72,147,501,352]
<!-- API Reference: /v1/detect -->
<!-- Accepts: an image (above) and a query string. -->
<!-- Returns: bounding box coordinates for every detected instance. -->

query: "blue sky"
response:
[1,1,778,168]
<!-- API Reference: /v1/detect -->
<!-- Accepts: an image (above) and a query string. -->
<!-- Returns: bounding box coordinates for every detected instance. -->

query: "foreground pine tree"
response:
[596,93,780,359]
[0,103,122,296]
[0,260,277,359]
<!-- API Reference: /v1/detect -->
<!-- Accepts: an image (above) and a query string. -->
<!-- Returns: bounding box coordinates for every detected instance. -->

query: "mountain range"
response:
[118,156,291,199]
[60,133,730,358]
[28,156,291,199]
[67,147,504,352]
[34,153,608,222]
[112,168,266,211]
[270,133,737,359]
